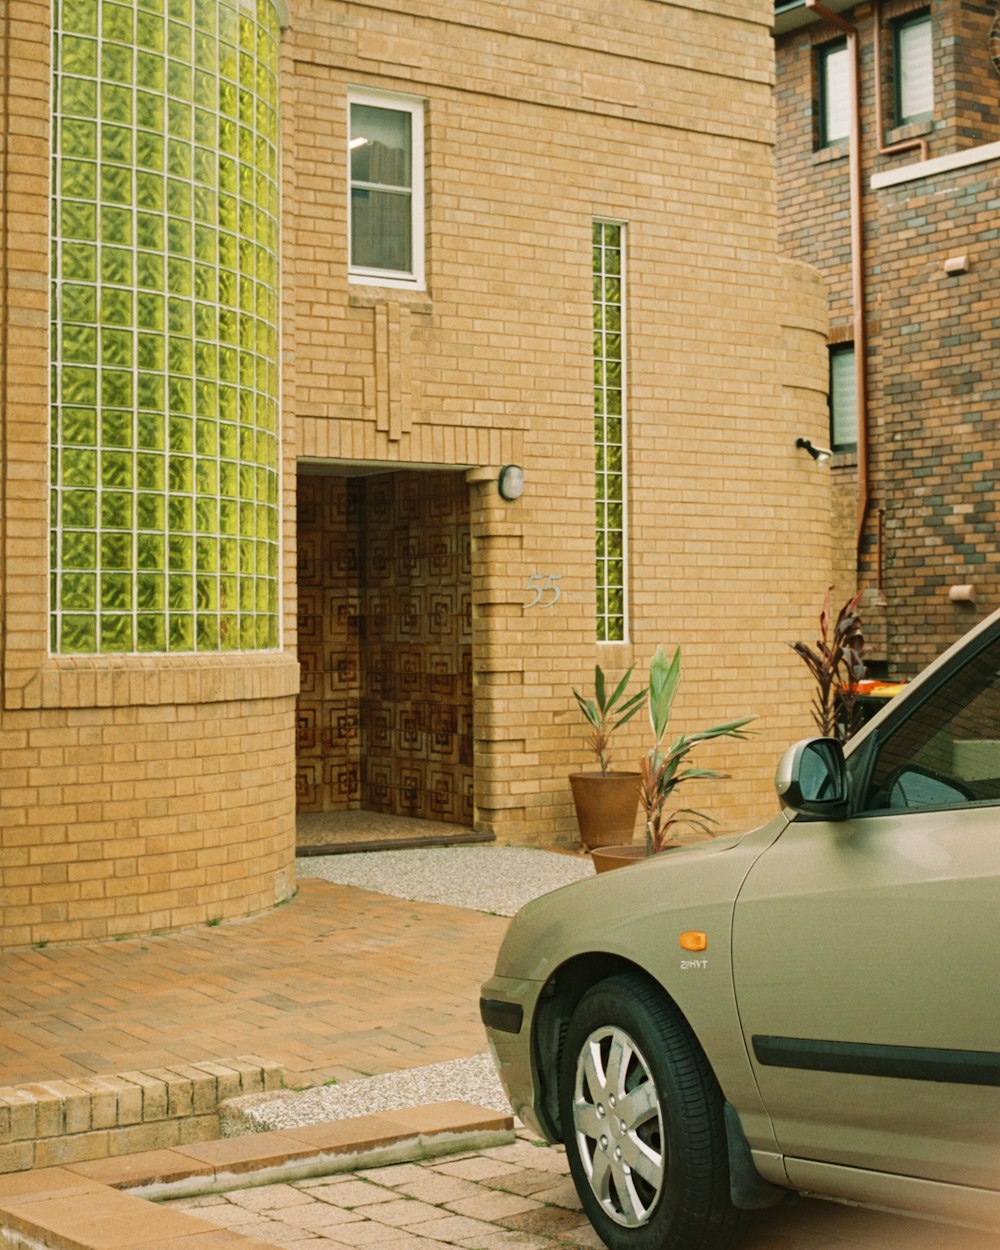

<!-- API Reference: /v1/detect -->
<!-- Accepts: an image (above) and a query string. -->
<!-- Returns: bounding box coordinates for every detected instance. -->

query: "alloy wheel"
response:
[571,1023,666,1227]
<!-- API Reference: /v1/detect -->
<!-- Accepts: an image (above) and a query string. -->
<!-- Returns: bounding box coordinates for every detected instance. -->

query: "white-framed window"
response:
[818,39,850,148]
[895,11,933,124]
[348,89,425,289]
[829,344,857,453]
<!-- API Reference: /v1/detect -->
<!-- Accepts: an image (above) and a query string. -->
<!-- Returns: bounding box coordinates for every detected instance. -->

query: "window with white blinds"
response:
[819,40,850,147]
[896,13,934,123]
[830,346,857,453]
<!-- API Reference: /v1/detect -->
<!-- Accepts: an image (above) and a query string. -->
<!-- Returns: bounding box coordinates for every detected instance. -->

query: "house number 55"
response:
[526,574,562,608]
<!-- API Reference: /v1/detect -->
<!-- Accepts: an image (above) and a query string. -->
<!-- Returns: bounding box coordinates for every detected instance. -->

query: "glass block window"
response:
[50,0,282,655]
[593,221,627,643]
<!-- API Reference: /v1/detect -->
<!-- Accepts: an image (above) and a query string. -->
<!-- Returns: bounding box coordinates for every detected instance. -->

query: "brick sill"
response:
[4,652,300,712]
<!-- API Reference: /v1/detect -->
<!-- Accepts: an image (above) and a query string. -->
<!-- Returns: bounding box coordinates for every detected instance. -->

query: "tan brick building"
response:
[0,0,830,947]
[775,0,1000,675]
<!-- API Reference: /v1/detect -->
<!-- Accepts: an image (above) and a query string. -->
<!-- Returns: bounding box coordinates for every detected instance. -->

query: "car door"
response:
[732,625,1000,1191]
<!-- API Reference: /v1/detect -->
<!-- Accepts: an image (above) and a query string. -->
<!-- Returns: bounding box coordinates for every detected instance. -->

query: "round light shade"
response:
[498,464,525,501]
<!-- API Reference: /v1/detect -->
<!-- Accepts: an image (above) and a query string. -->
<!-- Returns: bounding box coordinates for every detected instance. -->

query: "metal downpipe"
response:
[805,0,869,551]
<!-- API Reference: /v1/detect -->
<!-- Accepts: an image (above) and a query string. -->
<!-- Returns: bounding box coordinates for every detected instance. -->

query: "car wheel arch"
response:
[531,954,784,1215]
[531,953,683,1142]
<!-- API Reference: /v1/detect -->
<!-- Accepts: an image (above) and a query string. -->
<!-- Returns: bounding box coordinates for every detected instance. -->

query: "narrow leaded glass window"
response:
[593,221,627,643]
[50,0,282,654]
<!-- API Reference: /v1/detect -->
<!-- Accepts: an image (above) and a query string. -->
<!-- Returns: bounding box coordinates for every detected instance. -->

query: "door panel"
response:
[733,626,1000,1189]
[733,809,1000,1188]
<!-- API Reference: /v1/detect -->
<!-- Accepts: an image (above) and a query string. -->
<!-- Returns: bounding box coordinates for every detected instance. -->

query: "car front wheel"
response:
[558,972,739,1250]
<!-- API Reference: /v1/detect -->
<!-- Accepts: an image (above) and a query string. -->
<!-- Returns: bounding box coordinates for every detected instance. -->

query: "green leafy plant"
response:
[572,664,646,774]
[639,646,756,855]
[789,587,866,742]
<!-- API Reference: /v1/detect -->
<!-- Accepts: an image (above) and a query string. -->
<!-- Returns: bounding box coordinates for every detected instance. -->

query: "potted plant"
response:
[592,646,756,872]
[569,665,646,851]
[789,586,866,742]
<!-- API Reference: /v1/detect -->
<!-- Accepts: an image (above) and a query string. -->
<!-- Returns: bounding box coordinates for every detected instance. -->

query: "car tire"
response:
[558,972,740,1250]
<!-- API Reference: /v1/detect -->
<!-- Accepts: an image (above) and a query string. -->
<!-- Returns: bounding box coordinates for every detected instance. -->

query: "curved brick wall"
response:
[0,1,296,948]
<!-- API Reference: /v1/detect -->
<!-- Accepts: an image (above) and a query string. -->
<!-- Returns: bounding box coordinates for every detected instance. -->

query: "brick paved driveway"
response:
[168,1127,994,1250]
[0,878,505,1087]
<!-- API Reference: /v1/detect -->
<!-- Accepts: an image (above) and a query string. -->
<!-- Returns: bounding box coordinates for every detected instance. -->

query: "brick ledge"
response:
[0,1057,285,1174]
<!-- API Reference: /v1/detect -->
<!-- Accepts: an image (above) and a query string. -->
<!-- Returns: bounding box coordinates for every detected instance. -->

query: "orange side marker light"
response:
[679,931,708,952]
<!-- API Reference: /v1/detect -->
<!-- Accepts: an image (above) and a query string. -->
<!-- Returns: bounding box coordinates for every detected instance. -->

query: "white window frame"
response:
[347,88,425,290]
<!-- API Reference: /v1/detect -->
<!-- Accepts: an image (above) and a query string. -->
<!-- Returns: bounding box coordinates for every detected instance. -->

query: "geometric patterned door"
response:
[296,469,473,825]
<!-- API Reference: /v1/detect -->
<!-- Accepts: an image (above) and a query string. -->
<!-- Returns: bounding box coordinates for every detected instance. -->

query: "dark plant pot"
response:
[568,771,641,851]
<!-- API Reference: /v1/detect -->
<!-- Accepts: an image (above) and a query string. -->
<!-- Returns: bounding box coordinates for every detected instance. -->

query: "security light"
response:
[796,437,833,464]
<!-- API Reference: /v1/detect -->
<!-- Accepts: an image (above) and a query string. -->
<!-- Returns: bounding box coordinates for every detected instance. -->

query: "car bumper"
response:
[480,973,551,1140]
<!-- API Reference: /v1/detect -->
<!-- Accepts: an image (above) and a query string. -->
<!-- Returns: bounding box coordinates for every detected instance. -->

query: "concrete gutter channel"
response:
[0,1100,514,1249]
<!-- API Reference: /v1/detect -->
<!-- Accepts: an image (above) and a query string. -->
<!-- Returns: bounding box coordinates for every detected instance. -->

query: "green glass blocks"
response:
[50,0,281,654]
[593,221,627,643]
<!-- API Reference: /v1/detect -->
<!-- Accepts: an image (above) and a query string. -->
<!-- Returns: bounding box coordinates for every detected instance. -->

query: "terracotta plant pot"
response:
[568,771,641,850]
[591,844,648,873]
[591,840,685,873]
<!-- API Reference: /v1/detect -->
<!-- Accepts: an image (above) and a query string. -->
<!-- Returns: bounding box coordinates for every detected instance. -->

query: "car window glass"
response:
[861,633,1000,813]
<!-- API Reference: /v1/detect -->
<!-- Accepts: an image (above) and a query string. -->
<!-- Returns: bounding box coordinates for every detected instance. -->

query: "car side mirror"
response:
[775,737,848,819]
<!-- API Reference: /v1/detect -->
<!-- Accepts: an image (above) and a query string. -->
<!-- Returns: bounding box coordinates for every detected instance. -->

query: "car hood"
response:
[493,820,787,985]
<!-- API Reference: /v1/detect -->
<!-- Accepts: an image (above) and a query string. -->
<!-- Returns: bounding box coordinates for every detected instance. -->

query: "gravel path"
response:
[226,846,595,1133]
[297,844,595,916]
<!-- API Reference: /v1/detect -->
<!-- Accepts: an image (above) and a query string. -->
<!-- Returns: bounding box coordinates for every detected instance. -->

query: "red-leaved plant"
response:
[789,587,866,742]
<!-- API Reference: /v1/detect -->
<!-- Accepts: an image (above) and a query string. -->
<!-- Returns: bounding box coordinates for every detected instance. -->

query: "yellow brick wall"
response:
[282,0,833,844]
[0,0,831,948]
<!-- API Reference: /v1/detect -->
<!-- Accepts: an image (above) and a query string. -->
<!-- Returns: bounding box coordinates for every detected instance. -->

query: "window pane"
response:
[830,347,857,452]
[350,104,412,189]
[348,97,421,282]
[898,16,933,122]
[351,187,413,273]
[821,42,850,146]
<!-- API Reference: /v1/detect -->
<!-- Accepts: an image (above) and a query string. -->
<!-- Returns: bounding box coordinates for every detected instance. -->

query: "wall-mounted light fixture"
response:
[796,437,833,464]
[498,464,525,501]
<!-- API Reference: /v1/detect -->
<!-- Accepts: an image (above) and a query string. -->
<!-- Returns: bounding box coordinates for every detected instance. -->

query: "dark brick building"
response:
[775,0,1000,675]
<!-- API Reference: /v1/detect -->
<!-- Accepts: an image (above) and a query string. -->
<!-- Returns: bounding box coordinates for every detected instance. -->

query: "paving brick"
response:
[65,1148,211,1190]
[0,1189,218,1248]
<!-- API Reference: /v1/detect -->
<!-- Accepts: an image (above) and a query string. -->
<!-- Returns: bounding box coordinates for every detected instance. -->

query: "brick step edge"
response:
[0,1103,515,1250]
[0,1056,285,1173]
